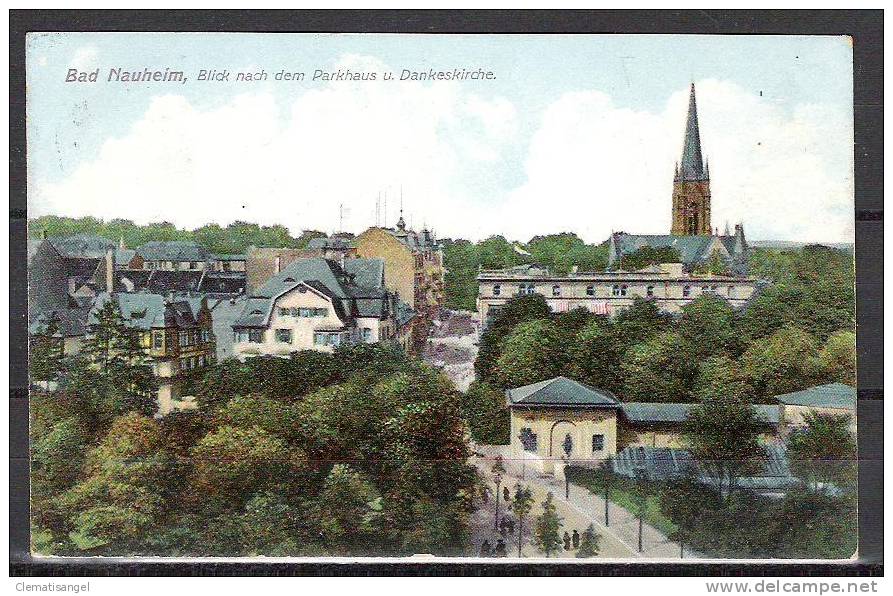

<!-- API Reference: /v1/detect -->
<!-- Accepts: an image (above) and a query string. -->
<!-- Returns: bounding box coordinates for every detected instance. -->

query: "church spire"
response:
[679,83,707,181]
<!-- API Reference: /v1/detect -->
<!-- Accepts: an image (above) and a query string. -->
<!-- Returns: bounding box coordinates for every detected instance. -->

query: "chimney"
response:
[105,249,114,292]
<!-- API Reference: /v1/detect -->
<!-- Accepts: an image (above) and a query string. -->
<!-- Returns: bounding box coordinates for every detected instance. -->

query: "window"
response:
[621,285,628,296]
[279,307,290,317]
[362,328,372,342]
[493,284,501,297]
[612,285,627,297]
[683,285,691,298]
[701,286,710,294]
[646,285,654,297]
[152,331,164,349]
[552,284,561,297]
[275,329,293,344]
[314,332,327,346]
[586,285,595,296]
[518,284,526,296]
[179,331,189,347]
[189,261,198,270]
[248,329,263,343]
[592,434,605,452]
[519,428,538,452]
[314,308,328,317]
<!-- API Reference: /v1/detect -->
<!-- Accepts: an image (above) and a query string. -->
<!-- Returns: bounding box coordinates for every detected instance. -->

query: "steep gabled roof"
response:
[775,383,856,410]
[48,235,116,259]
[507,376,620,407]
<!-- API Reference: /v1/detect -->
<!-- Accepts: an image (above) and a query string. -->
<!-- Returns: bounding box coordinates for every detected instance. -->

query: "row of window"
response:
[493,283,737,299]
[277,307,328,318]
[180,353,211,371]
[518,427,605,454]
[234,329,264,343]
[314,331,348,347]
[153,329,211,349]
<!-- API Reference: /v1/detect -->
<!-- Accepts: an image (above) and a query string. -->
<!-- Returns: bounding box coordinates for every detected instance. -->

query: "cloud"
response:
[31,55,520,236]
[70,45,99,71]
[31,71,852,244]
[505,79,853,243]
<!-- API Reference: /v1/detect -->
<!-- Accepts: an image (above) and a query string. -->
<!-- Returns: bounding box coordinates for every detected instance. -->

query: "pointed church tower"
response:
[671,83,712,236]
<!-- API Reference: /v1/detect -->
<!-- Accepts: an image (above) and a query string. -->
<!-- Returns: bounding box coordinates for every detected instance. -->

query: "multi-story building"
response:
[129,240,213,271]
[476,262,759,326]
[354,213,445,317]
[87,292,216,413]
[232,257,415,358]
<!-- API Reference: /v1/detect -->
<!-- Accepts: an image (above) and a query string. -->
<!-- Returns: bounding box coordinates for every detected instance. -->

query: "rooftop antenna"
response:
[384,190,388,228]
[338,203,344,233]
[376,192,380,227]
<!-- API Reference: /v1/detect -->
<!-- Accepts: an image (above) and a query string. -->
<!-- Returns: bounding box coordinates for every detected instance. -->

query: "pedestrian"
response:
[572,529,580,549]
[480,540,492,557]
[563,531,571,551]
[495,538,507,557]
[503,486,510,503]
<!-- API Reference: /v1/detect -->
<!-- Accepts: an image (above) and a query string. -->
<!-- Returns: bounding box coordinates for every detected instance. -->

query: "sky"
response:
[26,33,854,243]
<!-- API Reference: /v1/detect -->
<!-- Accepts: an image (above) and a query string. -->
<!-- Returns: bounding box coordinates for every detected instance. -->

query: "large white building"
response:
[476,262,759,326]
[232,257,415,358]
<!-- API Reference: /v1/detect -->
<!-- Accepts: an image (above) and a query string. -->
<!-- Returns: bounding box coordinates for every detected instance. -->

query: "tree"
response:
[682,393,767,500]
[621,331,697,402]
[818,330,856,386]
[491,319,567,389]
[576,524,601,557]
[533,492,563,557]
[678,295,742,360]
[461,381,510,444]
[787,411,856,491]
[616,246,682,271]
[565,317,623,394]
[659,477,722,557]
[693,355,753,403]
[740,325,822,398]
[314,464,385,555]
[511,484,534,557]
[29,318,64,389]
[56,414,178,553]
[475,294,552,382]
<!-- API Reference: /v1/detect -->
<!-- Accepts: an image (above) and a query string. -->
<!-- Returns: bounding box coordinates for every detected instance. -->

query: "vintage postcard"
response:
[25,32,857,561]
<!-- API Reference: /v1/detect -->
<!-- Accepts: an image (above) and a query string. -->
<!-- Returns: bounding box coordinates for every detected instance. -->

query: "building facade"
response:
[232,257,414,358]
[87,292,217,413]
[477,262,758,325]
[354,214,445,316]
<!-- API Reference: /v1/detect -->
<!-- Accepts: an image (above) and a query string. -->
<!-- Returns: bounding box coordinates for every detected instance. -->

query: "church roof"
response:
[506,376,620,407]
[678,83,707,182]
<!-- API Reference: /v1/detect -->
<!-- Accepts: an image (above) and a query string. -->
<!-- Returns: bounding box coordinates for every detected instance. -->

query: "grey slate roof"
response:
[48,235,116,259]
[114,248,136,266]
[146,270,204,294]
[136,240,210,263]
[89,292,204,330]
[621,402,780,425]
[507,376,620,407]
[233,257,390,328]
[344,257,384,289]
[775,383,856,410]
[199,272,246,296]
[29,307,91,338]
[677,83,707,182]
[113,270,153,292]
[612,233,718,265]
[211,253,246,262]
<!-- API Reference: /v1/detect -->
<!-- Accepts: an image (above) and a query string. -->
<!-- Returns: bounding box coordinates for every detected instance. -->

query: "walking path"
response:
[471,445,705,560]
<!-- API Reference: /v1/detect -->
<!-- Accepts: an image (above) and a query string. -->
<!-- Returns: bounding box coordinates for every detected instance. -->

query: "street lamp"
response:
[562,434,572,500]
[517,431,526,480]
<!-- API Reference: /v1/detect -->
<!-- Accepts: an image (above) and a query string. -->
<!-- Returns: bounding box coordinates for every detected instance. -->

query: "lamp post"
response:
[491,457,505,531]
[517,431,526,480]
[562,434,572,500]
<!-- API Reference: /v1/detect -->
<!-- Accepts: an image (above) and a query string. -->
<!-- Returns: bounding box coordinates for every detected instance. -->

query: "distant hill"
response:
[750,240,854,253]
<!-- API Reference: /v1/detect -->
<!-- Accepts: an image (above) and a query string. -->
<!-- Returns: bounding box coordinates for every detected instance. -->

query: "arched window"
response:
[552,284,561,297]
[519,428,538,452]
[493,284,501,296]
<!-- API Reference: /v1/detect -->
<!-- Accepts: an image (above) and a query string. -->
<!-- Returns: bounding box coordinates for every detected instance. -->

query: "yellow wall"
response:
[509,408,618,474]
[355,228,417,308]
